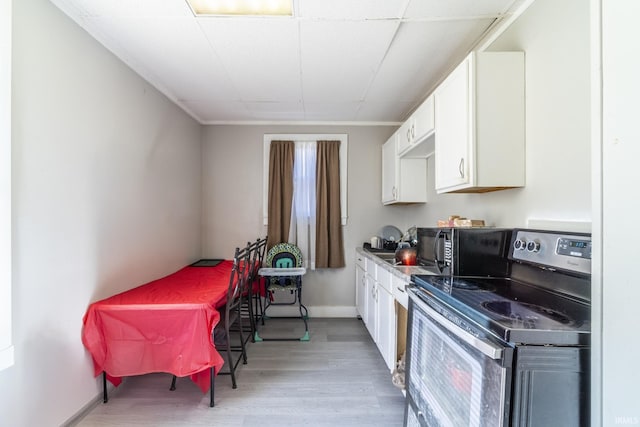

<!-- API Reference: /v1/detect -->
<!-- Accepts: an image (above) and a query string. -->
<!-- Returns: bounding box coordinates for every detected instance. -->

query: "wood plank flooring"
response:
[73,318,406,427]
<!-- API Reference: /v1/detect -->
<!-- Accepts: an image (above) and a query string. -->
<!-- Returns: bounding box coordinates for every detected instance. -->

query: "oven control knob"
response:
[514,239,526,250]
[526,240,541,252]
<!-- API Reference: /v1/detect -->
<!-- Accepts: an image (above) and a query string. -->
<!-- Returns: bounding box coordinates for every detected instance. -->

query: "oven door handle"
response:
[417,296,504,360]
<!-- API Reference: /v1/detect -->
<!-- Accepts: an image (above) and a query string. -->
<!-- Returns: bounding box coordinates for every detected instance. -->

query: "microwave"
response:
[416,227,513,276]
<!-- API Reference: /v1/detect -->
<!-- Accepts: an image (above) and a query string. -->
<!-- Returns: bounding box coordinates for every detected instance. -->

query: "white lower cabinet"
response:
[376,278,396,372]
[364,272,377,339]
[355,254,367,320]
[355,251,400,373]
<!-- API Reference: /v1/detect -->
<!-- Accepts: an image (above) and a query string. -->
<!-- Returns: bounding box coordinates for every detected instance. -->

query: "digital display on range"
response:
[569,241,589,249]
[557,238,591,259]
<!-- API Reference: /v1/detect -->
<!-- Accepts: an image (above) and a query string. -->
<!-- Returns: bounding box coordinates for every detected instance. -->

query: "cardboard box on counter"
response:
[437,216,485,228]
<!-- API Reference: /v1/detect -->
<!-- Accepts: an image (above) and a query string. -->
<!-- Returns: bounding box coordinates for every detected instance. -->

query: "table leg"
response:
[210,367,215,407]
[102,372,108,403]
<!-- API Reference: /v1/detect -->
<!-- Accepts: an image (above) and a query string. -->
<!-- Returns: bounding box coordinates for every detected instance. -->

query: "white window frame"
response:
[262,134,348,226]
[0,0,14,371]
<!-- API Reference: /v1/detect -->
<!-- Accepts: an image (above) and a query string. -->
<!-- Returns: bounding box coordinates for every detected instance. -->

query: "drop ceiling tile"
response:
[61,0,193,18]
[297,0,408,20]
[50,0,528,123]
[299,20,398,104]
[182,100,252,122]
[302,102,361,121]
[244,101,306,120]
[356,100,414,122]
[197,18,302,103]
[86,16,240,102]
[404,0,517,18]
[365,19,495,110]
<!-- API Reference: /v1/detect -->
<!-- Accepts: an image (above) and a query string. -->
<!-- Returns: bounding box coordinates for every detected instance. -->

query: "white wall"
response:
[0,0,203,425]
[598,0,640,424]
[0,0,13,372]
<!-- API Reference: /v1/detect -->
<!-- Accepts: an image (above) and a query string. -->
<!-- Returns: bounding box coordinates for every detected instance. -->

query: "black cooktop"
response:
[411,274,591,346]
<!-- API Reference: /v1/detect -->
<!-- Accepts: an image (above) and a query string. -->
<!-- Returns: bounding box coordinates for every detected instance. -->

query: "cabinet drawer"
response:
[355,253,366,271]
[365,257,377,281]
[393,276,409,309]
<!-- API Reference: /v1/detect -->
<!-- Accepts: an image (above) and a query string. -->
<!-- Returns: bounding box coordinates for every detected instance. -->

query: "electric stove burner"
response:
[482,301,575,326]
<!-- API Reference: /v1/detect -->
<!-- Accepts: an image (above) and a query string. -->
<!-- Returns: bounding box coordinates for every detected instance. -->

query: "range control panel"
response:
[510,229,591,275]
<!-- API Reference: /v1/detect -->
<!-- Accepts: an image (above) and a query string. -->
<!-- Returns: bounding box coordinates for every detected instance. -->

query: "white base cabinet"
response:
[364,272,377,339]
[376,271,396,371]
[355,254,367,321]
[356,250,408,373]
[434,51,525,193]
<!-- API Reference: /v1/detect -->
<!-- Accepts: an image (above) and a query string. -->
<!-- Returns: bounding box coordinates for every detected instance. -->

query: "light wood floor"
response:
[74,318,406,427]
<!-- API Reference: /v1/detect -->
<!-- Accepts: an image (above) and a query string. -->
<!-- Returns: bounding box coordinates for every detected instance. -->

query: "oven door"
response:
[405,289,513,427]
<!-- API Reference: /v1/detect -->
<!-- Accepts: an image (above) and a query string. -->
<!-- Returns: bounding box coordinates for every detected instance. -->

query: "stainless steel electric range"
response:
[404,228,591,427]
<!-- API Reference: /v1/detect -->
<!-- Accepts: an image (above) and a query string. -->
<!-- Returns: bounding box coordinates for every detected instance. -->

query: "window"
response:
[262,134,348,226]
[262,134,348,269]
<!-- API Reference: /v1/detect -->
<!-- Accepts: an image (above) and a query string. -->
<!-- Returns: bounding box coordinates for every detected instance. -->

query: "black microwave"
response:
[416,227,512,277]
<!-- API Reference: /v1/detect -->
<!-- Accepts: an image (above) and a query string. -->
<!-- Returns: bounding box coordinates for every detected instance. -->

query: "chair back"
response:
[226,246,251,313]
[246,237,267,279]
[265,243,303,287]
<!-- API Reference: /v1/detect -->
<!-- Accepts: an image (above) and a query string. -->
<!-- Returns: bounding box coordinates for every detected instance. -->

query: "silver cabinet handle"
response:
[396,286,406,293]
[458,157,465,178]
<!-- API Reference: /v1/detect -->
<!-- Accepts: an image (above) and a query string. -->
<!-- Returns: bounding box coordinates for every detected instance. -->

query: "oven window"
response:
[408,301,508,426]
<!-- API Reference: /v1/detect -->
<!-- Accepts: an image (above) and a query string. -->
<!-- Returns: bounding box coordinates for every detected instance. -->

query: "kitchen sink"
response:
[373,253,400,265]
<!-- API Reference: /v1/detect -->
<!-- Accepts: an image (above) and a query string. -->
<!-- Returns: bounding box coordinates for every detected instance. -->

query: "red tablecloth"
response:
[82,261,235,393]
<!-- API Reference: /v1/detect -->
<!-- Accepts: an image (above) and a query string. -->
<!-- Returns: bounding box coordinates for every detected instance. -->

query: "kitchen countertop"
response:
[356,247,437,281]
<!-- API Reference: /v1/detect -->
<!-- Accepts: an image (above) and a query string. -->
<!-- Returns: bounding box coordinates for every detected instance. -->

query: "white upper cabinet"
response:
[382,132,427,205]
[397,95,435,158]
[434,51,525,193]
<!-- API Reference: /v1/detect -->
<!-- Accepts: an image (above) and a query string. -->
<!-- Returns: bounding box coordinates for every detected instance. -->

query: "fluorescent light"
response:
[186,0,293,16]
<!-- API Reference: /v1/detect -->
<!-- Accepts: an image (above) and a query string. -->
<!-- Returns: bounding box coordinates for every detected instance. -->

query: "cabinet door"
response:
[435,56,472,191]
[397,119,414,154]
[355,262,367,319]
[377,284,396,372]
[365,274,378,340]
[392,275,409,310]
[412,95,435,143]
[381,134,398,203]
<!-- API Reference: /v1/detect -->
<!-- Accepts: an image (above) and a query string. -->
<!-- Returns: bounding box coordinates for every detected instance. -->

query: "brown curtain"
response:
[315,140,345,268]
[266,141,294,251]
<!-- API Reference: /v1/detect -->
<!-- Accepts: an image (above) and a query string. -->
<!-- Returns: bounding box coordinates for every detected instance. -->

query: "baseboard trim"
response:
[62,379,119,427]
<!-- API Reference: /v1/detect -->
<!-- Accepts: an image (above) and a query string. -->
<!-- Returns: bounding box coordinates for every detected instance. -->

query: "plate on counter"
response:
[379,225,402,242]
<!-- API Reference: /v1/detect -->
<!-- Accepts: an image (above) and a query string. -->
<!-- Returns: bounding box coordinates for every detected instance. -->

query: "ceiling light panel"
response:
[186,0,293,16]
